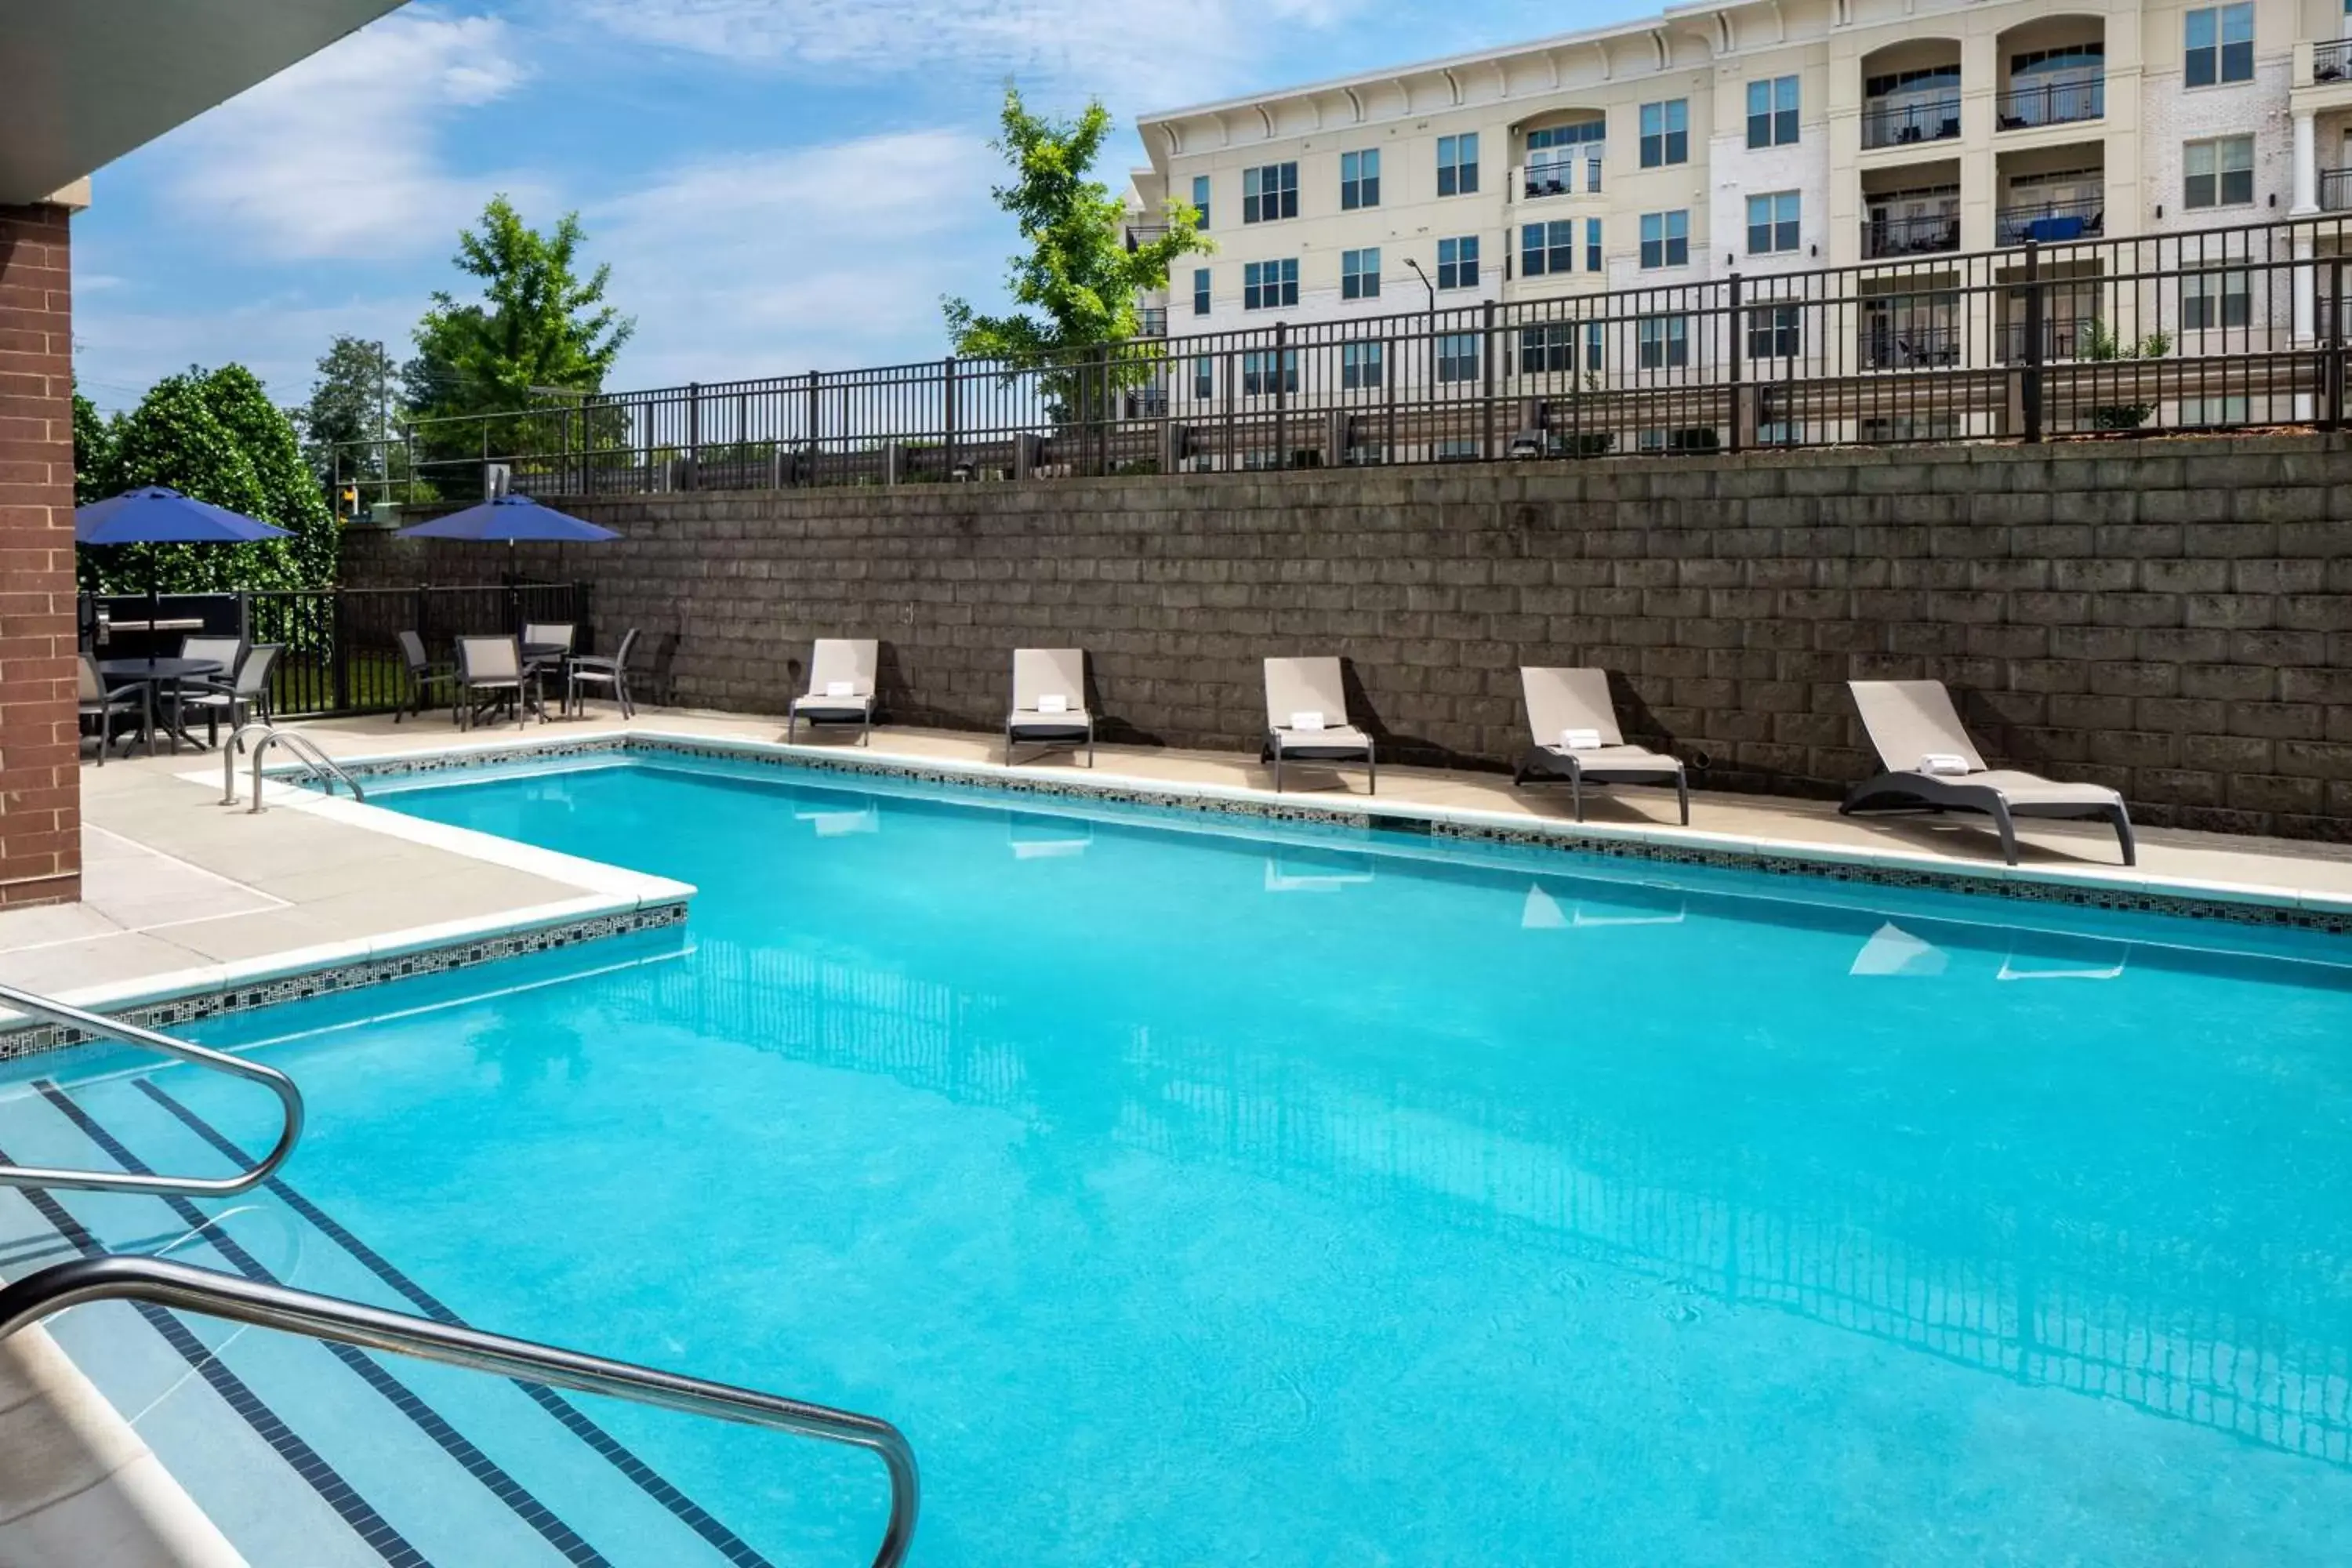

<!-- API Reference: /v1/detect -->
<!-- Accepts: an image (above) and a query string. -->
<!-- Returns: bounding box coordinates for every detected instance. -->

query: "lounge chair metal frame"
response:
[1261,656,1377,795]
[1512,667,1690,824]
[1841,679,2136,866]
[1005,648,1094,768]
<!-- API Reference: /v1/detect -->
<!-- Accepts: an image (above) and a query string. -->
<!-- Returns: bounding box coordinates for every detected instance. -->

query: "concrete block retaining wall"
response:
[342,433,2352,840]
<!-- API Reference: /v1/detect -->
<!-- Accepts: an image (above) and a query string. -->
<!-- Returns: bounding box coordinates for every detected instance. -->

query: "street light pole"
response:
[1403,258,1439,405]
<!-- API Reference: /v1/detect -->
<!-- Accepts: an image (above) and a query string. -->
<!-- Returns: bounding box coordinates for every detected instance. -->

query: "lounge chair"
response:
[1006,648,1093,766]
[1842,679,2135,866]
[788,638,877,744]
[1513,667,1688,823]
[1262,656,1375,793]
[77,652,142,765]
[455,636,528,731]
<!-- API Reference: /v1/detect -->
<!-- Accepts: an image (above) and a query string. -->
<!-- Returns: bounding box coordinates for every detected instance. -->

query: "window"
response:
[1746,191,1801,255]
[1341,247,1381,300]
[1520,221,1576,276]
[2185,4,2254,87]
[1519,322,1578,374]
[1436,235,1481,289]
[1242,162,1298,223]
[1747,76,1799,147]
[1639,210,1689,269]
[1243,258,1298,310]
[1341,149,1381,210]
[1747,304,1802,359]
[1436,332,1481,383]
[1639,100,1688,167]
[1341,340,1383,390]
[1637,315,1690,369]
[2181,269,2252,330]
[1436,133,1480,195]
[1240,348,1298,397]
[1526,121,1604,196]
[1192,267,1210,316]
[1192,174,1211,230]
[1585,218,1603,274]
[1192,356,1213,399]
[2183,136,2256,209]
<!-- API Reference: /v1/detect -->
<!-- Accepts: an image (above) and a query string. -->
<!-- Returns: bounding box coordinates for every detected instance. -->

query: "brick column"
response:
[0,201,80,908]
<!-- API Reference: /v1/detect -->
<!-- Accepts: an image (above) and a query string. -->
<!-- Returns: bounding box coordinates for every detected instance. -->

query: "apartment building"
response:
[1127,0,2352,354]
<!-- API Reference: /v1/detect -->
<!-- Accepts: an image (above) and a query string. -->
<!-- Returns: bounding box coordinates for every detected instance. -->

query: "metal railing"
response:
[1994,75,2104,129]
[1994,196,2104,245]
[1523,154,1599,198]
[325,214,2352,486]
[2325,167,2352,212]
[223,722,365,812]
[0,983,303,1198]
[1862,211,1961,259]
[2314,38,2352,82]
[1860,96,1962,149]
[0,1254,920,1567]
[1138,307,1168,338]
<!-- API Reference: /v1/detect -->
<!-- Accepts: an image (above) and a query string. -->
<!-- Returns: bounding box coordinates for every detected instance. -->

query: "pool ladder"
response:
[0,982,920,1565]
[221,721,366,813]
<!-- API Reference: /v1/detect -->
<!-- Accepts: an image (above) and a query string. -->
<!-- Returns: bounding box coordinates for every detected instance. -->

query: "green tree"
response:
[80,367,336,593]
[300,335,398,488]
[405,196,635,496]
[942,87,1208,365]
[72,387,114,505]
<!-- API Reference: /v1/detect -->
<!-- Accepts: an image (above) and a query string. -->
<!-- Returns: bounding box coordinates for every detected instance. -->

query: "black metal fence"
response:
[331,215,2352,499]
[81,585,591,718]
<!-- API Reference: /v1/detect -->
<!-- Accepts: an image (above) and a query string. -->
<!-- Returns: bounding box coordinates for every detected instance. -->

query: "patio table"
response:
[97,657,223,757]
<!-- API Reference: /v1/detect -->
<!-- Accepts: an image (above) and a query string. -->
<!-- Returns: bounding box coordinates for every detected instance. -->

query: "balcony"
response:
[1138,307,1168,338]
[2317,39,2352,82]
[1863,211,1961,259]
[1995,77,2103,131]
[2325,167,2352,212]
[1123,223,1170,252]
[1522,152,1600,200]
[1861,97,1961,151]
[1860,322,1962,371]
[1995,196,2103,245]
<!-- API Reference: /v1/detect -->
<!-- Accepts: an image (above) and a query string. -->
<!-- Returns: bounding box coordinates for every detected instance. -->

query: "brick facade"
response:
[344,434,2352,840]
[0,202,80,907]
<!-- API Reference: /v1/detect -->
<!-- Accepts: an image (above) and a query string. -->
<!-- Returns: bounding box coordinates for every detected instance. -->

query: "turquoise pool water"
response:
[7,753,2352,1565]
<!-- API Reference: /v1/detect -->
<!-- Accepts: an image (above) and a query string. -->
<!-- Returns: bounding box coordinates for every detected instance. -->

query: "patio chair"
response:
[77,652,143,766]
[394,630,457,724]
[455,635,528,731]
[565,627,641,719]
[1261,656,1375,794]
[1513,666,1688,824]
[171,634,245,739]
[788,638,877,744]
[1842,679,2136,866]
[1006,648,1093,766]
[180,644,281,748]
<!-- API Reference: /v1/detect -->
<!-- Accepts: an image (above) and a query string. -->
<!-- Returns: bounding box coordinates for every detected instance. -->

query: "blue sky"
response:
[70,0,1652,414]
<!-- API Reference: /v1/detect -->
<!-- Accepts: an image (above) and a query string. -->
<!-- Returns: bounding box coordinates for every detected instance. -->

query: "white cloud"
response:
[159,9,536,260]
[73,296,420,412]
[576,0,1364,103]
[587,129,1003,386]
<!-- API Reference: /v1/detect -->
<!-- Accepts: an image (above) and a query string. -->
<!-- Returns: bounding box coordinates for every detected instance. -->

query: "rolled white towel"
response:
[1561,728,1603,751]
[1036,693,1069,714]
[824,679,855,698]
[1918,753,1972,776]
[1289,710,1327,731]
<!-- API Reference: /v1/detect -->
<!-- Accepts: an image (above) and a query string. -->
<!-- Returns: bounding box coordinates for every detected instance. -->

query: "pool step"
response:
[0,1075,784,1568]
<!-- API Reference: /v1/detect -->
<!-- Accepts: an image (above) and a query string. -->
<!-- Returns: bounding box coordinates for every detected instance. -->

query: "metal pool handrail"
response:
[0,1256,921,1567]
[0,982,304,1198]
[223,722,367,812]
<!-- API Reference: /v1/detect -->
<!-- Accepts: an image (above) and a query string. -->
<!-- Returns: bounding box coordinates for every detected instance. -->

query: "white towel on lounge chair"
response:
[1918,752,1972,775]
[1562,728,1602,750]
[1289,710,1326,731]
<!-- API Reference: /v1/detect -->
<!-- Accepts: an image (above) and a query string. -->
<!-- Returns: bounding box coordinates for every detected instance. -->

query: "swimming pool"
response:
[6,752,2351,1564]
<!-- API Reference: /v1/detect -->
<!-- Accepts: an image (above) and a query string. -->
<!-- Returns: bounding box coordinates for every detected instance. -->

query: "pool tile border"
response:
[316,731,2352,937]
[0,903,686,1061]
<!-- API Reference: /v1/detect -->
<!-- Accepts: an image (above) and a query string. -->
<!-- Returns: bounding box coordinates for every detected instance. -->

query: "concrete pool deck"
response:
[8,703,2352,1018]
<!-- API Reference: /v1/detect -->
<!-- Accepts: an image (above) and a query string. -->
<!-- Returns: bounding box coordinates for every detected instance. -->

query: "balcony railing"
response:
[2315,39,2352,82]
[1861,96,1962,150]
[1859,323,1962,371]
[1995,196,2104,245]
[1138,307,1168,338]
[2324,168,2352,212]
[1863,212,1962,259]
[1994,76,2103,131]
[1523,154,1600,199]
[1123,223,1170,252]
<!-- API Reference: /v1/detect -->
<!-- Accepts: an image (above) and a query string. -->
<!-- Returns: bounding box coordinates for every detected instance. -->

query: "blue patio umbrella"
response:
[74,485,291,545]
[394,494,619,543]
